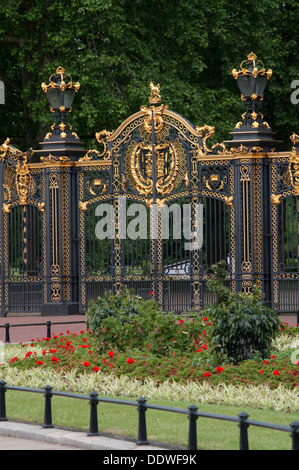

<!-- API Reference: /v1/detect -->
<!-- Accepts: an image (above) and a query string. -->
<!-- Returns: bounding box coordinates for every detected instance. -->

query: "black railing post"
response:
[46,321,52,338]
[136,397,149,445]
[0,380,7,421]
[4,323,10,343]
[88,391,100,436]
[188,404,198,450]
[290,421,299,450]
[43,385,53,428]
[238,411,249,450]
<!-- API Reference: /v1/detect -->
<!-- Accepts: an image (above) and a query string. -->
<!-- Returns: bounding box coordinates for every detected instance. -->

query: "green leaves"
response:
[204,264,281,364]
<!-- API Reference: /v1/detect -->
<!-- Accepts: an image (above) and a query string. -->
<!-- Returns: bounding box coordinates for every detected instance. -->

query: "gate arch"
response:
[77,85,235,312]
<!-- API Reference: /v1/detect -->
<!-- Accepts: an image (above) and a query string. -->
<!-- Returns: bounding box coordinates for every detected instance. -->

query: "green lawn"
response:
[5,390,298,450]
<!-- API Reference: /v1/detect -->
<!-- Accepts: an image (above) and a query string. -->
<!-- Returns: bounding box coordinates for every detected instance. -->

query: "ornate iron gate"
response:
[77,86,234,313]
[0,55,298,316]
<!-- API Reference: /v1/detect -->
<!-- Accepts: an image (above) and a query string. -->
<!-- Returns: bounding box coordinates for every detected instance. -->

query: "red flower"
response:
[25,351,33,358]
[103,358,107,364]
[149,291,153,295]
[93,366,100,372]
[51,357,58,364]
[273,370,280,376]
[108,351,114,358]
[196,349,203,353]
[216,366,224,373]
[203,317,208,322]
[10,357,18,363]
[36,360,43,365]
[259,370,264,374]
[127,358,134,364]
[270,355,276,358]
[203,372,211,377]
[262,360,268,364]
[83,361,91,367]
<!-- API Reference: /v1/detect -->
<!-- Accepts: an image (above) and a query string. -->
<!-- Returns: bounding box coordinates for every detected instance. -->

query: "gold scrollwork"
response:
[15,154,35,205]
[203,173,226,192]
[79,130,113,161]
[140,103,168,135]
[288,145,299,196]
[124,138,186,197]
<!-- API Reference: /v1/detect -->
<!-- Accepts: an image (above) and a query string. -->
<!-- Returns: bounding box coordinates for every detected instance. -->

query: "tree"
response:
[0,0,299,153]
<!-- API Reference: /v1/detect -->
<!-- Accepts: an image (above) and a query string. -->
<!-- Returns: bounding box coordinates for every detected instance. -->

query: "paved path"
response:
[0,421,168,451]
[0,315,87,343]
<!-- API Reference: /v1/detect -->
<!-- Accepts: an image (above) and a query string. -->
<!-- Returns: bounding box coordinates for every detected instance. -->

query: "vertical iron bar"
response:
[151,111,158,304]
[188,404,198,450]
[0,381,7,421]
[238,411,249,450]
[4,323,10,343]
[136,397,149,445]
[46,320,51,339]
[290,421,299,450]
[88,390,100,436]
[43,385,53,428]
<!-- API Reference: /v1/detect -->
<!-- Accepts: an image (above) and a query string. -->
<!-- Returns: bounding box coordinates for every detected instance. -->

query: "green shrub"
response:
[86,288,158,331]
[203,262,281,364]
[86,288,206,356]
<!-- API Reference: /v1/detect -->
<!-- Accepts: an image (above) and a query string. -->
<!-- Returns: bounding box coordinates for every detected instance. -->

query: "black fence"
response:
[0,320,86,343]
[0,381,298,450]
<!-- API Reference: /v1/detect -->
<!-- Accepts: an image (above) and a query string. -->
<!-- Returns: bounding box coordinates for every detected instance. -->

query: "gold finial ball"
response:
[56,66,65,75]
[247,52,257,61]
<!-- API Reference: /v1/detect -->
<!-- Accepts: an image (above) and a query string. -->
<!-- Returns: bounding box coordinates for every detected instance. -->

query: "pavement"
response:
[0,311,297,451]
[0,421,168,451]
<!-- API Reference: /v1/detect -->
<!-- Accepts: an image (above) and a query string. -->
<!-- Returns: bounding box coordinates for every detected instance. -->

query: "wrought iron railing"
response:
[0,320,86,343]
[0,381,298,450]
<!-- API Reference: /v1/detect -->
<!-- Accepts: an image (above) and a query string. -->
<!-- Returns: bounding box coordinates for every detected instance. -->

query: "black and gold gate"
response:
[0,54,298,316]
[77,85,234,313]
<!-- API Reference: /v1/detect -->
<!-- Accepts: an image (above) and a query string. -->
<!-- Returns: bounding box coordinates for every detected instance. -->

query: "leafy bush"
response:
[203,262,281,364]
[86,288,206,356]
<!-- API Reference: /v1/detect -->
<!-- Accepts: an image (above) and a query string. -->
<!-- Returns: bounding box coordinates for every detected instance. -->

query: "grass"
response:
[5,390,298,450]
[1,321,299,450]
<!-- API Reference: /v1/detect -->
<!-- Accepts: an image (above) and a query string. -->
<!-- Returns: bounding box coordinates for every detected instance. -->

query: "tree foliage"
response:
[0,0,299,152]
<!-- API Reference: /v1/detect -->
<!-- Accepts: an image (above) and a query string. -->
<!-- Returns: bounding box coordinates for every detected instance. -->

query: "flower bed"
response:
[2,321,299,391]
